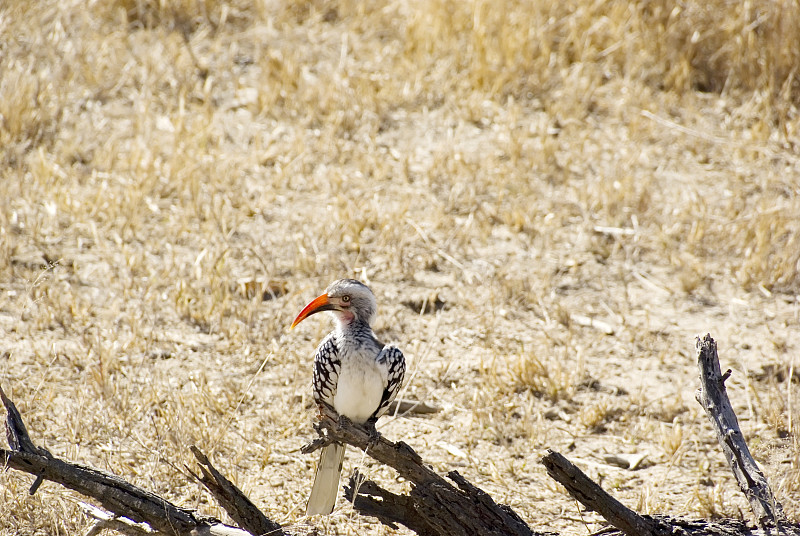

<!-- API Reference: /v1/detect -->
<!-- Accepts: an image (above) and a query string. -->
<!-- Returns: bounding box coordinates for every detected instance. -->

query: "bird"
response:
[291,279,406,516]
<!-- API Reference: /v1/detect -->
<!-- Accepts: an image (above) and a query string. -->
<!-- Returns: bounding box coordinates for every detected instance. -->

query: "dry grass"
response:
[1,0,799,534]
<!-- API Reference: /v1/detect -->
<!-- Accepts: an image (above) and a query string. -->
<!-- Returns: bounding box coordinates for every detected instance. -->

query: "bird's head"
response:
[291,279,377,329]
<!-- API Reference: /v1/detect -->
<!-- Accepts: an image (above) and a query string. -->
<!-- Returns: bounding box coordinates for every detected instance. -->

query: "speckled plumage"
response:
[298,279,406,515]
[312,327,405,423]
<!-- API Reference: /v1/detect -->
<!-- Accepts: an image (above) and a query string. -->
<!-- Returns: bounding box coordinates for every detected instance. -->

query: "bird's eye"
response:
[341,295,351,303]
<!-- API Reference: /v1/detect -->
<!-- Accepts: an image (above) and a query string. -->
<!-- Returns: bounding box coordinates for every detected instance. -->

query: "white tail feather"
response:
[306,443,346,515]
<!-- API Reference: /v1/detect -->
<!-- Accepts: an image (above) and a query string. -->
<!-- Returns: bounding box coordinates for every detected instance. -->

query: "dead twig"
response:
[695,334,787,528]
[538,334,800,536]
[188,446,285,536]
[541,448,800,536]
[541,449,668,536]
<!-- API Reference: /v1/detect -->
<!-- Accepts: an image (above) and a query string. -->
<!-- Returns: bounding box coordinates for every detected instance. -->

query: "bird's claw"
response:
[364,418,381,449]
[304,418,336,454]
[313,404,381,449]
[336,414,353,430]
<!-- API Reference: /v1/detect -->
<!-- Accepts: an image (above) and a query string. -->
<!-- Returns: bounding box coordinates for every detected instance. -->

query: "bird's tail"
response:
[306,443,346,515]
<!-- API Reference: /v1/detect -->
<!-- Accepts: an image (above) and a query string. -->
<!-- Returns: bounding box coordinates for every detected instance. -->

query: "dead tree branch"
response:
[0,385,273,536]
[303,404,545,536]
[541,449,800,536]
[343,469,439,536]
[188,446,284,536]
[541,449,668,536]
[4,332,799,536]
[538,334,800,536]
[695,334,787,528]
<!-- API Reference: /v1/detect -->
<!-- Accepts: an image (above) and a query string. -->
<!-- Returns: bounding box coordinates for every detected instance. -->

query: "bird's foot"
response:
[364,418,381,449]
[336,414,353,431]
[303,404,341,454]
[303,418,337,454]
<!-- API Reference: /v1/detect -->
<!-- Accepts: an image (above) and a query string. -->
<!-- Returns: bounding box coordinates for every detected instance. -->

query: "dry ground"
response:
[1,1,800,534]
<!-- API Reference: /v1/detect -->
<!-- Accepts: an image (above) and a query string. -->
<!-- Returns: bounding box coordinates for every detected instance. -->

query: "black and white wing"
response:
[372,345,406,419]
[312,332,340,407]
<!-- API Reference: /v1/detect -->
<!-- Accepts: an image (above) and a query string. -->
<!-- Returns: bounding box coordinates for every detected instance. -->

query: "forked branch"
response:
[188,446,284,536]
[4,333,799,536]
[0,385,276,536]
[304,404,542,536]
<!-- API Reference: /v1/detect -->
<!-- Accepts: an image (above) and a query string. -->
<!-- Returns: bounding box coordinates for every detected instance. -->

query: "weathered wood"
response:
[540,449,667,536]
[302,406,438,485]
[2,385,49,458]
[0,384,265,536]
[81,501,159,536]
[343,469,440,536]
[188,445,284,536]
[537,334,800,536]
[695,334,786,528]
[305,404,543,536]
[5,332,800,536]
[541,449,800,536]
[599,517,800,536]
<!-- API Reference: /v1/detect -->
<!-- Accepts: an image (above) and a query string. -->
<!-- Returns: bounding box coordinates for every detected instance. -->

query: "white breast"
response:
[333,353,386,423]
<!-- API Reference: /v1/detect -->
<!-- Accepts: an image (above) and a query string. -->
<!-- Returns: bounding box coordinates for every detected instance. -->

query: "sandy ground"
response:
[1,1,799,534]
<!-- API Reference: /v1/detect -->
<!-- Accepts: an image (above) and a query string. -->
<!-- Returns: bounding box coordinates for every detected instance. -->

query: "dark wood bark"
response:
[343,469,440,536]
[0,385,274,536]
[598,517,800,536]
[303,404,545,536]
[541,449,800,536]
[537,334,800,536]
[4,333,800,536]
[188,445,283,536]
[695,334,787,528]
[541,449,668,536]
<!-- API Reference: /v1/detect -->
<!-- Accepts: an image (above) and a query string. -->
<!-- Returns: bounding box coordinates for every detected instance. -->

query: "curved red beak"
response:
[290,293,336,329]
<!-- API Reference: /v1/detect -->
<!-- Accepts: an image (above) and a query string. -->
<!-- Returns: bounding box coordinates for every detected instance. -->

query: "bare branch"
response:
[540,449,665,536]
[1,384,264,536]
[536,335,800,536]
[308,404,541,536]
[695,334,786,528]
[188,446,285,536]
[80,502,158,536]
[540,449,800,536]
[343,469,438,536]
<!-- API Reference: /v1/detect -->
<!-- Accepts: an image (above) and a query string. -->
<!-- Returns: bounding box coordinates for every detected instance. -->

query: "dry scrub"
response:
[1,1,799,534]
